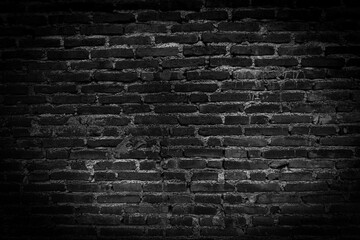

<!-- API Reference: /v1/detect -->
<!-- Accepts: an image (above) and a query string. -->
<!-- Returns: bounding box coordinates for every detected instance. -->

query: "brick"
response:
[19,38,60,48]
[183,46,226,56]
[186,70,230,80]
[295,33,341,43]
[218,22,260,32]
[136,47,178,57]
[110,36,151,45]
[155,105,197,113]
[125,23,166,33]
[174,83,218,92]
[93,13,135,23]
[245,104,281,113]
[223,137,267,147]
[138,11,182,22]
[48,13,91,24]
[231,45,275,56]
[115,60,159,69]
[144,93,187,103]
[255,58,298,67]
[236,183,281,192]
[192,171,218,181]
[128,83,171,93]
[64,37,106,48]
[134,115,177,124]
[91,48,134,58]
[198,127,242,136]
[270,136,310,146]
[93,72,137,82]
[210,57,252,67]
[191,183,235,192]
[308,149,353,158]
[71,60,113,70]
[224,116,249,125]
[97,194,140,203]
[81,84,124,93]
[206,0,249,7]
[162,58,206,68]
[263,149,307,159]
[70,150,107,159]
[47,49,89,60]
[284,183,328,192]
[210,93,251,102]
[80,24,124,35]
[278,46,323,56]
[113,183,142,192]
[302,57,345,68]
[99,95,141,104]
[172,23,214,32]
[199,104,242,113]
[155,34,198,44]
[320,136,360,146]
[202,33,291,43]
[51,171,90,181]
[186,11,228,21]
[233,9,275,19]
[183,148,224,158]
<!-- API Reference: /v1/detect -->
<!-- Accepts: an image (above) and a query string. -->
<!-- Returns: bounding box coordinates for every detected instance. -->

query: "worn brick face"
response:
[0,0,359,239]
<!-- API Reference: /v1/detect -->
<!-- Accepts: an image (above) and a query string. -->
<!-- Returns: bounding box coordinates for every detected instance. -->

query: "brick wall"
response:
[0,0,359,239]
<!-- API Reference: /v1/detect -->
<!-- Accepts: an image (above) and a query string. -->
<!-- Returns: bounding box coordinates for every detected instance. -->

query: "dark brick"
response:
[186,70,230,80]
[80,24,124,35]
[163,58,206,68]
[155,34,198,44]
[172,23,214,32]
[125,23,167,33]
[178,116,222,125]
[255,58,298,67]
[115,60,159,69]
[91,49,134,58]
[231,45,275,56]
[65,37,106,48]
[93,13,135,23]
[302,57,345,68]
[210,57,252,67]
[109,36,152,45]
[218,22,260,32]
[183,46,226,56]
[233,9,275,19]
[183,148,224,158]
[136,47,179,57]
[138,11,182,22]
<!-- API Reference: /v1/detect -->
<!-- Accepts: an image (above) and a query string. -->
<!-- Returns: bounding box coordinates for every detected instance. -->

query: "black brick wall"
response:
[0,0,360,239]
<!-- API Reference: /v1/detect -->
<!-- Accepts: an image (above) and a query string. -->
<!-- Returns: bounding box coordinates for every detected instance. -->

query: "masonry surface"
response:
[0,0,360,239]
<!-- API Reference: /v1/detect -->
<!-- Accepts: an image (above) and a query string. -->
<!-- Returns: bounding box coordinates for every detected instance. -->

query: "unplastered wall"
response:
[0,0,359,239]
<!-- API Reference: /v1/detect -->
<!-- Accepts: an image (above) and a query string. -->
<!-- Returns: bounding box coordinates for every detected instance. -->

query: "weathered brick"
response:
[138,11,182,22]
[47,49,89,60]
[64,37,106,48]
[155,34,198,44]
[183,46,226,56]
[0,2,359,239]
[93,72,138,82]
[172,23,214,32]
[231,45,275,56]
[163,58,206,68]
[109,36,152,45]
[91,48,134,58]
[210,57,252,67]
[218,22,260,32]
[136,47,179,57]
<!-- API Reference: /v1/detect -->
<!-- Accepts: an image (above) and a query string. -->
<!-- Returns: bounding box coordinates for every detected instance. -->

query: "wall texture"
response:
[0,0,360,239]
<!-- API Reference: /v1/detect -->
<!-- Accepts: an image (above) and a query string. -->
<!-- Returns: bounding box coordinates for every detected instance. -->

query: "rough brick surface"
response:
[0,0,359,239]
